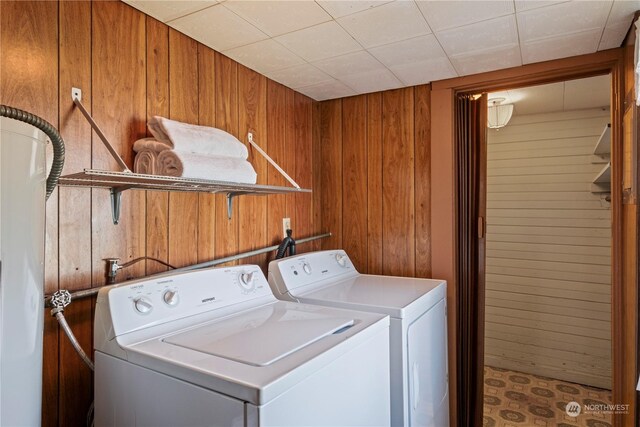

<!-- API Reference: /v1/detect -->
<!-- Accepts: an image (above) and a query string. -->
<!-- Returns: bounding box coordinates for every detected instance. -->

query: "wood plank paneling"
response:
[238,65,267,266]
[382,88,415,276]
[167,29,199,268]
[294,93,314,242]
[145,16,170,274]
[342,95,368,271]
[367,93,383,274]
[414,85,432,278]
[267,81,288,249]
[58,1,93,426]
[485,109,612,388]
[91,0,146,285]
[214,53,239,261]
[197,44,217,264]
[319,99,343,250]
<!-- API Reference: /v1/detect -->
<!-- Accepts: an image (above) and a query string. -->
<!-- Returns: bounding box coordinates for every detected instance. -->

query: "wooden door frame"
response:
[431,48,635,426]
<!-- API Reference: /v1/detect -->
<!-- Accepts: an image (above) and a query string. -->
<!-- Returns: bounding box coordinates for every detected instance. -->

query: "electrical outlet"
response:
[282,217,291,238]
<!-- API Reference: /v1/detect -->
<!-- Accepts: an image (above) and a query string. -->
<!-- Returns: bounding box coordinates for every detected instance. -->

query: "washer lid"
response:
[163,304,354,367]
[296,275,446,319]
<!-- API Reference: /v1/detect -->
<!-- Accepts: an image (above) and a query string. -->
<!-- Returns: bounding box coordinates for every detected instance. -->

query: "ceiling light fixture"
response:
[487,97,514,129]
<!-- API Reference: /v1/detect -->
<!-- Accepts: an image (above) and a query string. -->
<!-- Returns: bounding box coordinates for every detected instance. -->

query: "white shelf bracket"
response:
[247,132,300,189]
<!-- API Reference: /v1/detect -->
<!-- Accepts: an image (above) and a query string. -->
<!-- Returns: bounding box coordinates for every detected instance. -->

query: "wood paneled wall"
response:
[313,86,432,278]
[0,2,318,426]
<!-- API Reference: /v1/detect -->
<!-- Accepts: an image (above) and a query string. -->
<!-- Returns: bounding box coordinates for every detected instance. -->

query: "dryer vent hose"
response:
[0,104,66,200]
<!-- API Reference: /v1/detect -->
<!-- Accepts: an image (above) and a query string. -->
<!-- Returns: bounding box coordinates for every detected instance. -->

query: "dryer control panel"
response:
[269,250,359,294]
[98,265,274,337]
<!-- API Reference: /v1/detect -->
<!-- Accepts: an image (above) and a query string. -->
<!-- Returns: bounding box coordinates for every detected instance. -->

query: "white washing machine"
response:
[94,264,391,427]
[268,250,449,427]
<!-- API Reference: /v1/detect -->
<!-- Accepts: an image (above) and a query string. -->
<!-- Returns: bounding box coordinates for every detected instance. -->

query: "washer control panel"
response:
[102,265,273,337]
[269,250,357,292]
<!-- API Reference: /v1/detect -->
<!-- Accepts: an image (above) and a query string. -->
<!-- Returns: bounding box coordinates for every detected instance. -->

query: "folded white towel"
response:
[156,151,257,184]
[133,137,171,154]
[134,150,158,175]
[148,116,249,159]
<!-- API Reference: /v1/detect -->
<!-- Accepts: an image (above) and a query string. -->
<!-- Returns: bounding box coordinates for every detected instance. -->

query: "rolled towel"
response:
[133,137,171,153]
[156,151,257,184]
[134,150,158,175]
[148,116,249,159]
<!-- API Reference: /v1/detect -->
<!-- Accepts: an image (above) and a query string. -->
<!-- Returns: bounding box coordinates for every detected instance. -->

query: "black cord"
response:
[119,256,177,270]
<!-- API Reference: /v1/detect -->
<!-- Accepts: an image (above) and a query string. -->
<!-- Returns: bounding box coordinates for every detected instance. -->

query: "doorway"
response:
[482,75,613,426]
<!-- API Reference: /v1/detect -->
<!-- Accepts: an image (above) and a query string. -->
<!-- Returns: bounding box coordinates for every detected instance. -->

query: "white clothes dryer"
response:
[94,264,391,427]
[268,250,449,427]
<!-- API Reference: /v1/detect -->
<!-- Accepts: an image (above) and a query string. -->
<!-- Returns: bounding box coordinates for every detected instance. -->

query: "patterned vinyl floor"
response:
[483,366,613,427]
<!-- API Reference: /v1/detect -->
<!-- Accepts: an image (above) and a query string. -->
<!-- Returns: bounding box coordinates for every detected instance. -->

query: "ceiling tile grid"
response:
[123,0,639,101]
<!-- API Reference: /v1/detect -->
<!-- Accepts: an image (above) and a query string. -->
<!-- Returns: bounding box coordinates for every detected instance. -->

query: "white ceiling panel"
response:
[514,0,568,12]
[297,79,357,100]
[436,14,519,57]
[312,50,386,78]
[337,1,432,48]
[369,34,446,68]
[340,68,403,93]
[316,1,392,18]
[170,4,268,51]
[517,0,612,42]
[127,0,636,101]
[124,1,218,23]
[275,21,361,62]
[521,28,601,64]
[223,1,331,37]
[390,57,458,86]
[563,74,611,110]
[223,39,305,74]
[416,0,514,32]
[268,63,334,89]
[449,44,521,76]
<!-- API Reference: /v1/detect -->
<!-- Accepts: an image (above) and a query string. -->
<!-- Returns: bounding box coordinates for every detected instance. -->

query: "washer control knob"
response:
[162,290,179,307]
[302,263,312,275]
[239,272,255,290]
[335,253,347,267]
[133,297,153,314]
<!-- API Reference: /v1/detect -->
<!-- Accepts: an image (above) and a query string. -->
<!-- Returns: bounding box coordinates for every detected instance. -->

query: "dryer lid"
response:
[163,304,354,367]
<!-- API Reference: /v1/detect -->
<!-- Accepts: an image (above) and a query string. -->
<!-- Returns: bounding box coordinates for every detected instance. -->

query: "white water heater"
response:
[0,117,47,426]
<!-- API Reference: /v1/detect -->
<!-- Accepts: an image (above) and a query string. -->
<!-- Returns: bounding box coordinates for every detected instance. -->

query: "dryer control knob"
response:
[133,297,153,314]
[335,253,347,267]
[239,272,255,290]
[163,290,179,307]
[302,263,312,275]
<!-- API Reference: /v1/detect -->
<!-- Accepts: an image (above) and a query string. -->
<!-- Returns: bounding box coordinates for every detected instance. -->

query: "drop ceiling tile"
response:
[599,0,639,50]
[514,0,568,12]
[337,1,432,48]
[369,34,446,68]
[599,21,632,50]
[223,1,331,37]
[267,63,334,89]
[170,4,268,51]
[224,39,305,74]
[563,74,610,110]
[521,28,601,64]
[516,0,612,42]
[124,1,218,23]
[390,57,457,86]
[311,50,386,79]
[316,1,392,18]
[416,1,514,32]
[449,44,521,76]
[436,14,518,57]
[339,68,403,94]
[275,21,362,62]
[297,79,357,101]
